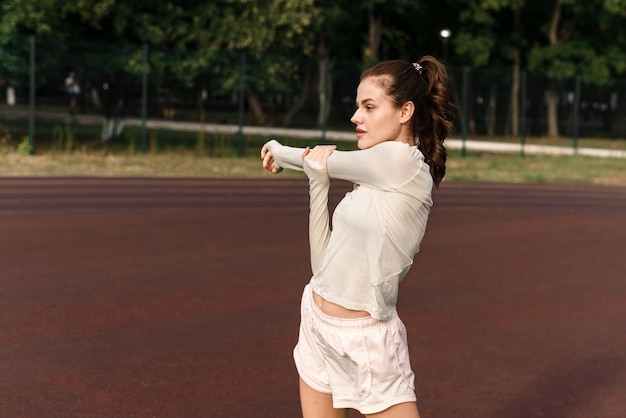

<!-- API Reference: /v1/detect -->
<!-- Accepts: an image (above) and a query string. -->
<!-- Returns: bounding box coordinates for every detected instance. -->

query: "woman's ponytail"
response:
[415,56,454,187]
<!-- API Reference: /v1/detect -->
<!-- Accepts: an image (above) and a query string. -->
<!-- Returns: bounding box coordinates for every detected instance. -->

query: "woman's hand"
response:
[261,143,283,174]
[302,145,337,165]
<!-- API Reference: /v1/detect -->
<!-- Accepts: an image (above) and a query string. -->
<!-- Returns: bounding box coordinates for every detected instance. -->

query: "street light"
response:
[439,29,452,62]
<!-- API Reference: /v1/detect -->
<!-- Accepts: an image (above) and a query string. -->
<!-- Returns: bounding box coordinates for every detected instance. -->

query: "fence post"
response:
[237,52,246,158]
[520,70,527,157]
[461,67,470,158]
[140,44,148,154]
[29,34,36,154]
[572,74,581,153]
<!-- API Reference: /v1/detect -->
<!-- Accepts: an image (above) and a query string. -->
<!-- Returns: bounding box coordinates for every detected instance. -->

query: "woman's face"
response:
[350,77,409,150]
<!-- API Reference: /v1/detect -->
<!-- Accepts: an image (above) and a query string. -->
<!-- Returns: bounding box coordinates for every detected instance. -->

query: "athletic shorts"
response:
[293,284,417,414]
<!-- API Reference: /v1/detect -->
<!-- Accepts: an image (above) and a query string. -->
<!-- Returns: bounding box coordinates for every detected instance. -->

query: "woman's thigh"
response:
[365,401,420,418]
[299,378,347,418]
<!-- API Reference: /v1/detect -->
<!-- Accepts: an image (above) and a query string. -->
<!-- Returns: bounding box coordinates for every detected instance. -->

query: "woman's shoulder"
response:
[372,141,425,162]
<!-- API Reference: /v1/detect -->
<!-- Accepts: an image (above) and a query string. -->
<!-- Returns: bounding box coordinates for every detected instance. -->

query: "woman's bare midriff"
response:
[312,290,371,319]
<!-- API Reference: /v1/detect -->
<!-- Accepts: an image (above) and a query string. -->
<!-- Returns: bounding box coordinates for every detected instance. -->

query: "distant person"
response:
[65,71,80,114]
[261,56,454,417]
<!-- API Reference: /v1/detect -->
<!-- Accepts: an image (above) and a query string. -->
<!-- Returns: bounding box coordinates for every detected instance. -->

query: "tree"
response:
[481,0,527,137]
[527,0,626,137]
[453,0,535,137]
[0,0,215,139]
[357,0,425,65]
[308,0,360,128]
[451,0,626,139]
[1,0,321,134]
[209,0,318,126]
[0,0,69,88]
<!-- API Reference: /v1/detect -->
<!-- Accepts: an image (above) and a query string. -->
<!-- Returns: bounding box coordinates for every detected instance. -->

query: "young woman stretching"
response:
[261,57,454,418]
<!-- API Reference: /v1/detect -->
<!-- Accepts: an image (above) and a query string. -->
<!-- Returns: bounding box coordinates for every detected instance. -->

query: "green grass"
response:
[445,151,626,186]
[0,119,625,186]
[0,151,280,177]
[2,146,625,187]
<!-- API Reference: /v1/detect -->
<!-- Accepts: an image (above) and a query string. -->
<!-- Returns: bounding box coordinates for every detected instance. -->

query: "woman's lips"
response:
[356,129,366,139]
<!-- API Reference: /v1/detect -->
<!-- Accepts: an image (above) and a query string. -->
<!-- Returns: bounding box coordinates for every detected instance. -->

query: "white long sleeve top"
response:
[265,139,433,320]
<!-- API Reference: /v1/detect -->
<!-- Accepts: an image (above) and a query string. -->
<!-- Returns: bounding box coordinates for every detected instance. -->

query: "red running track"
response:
[1,177,625,418]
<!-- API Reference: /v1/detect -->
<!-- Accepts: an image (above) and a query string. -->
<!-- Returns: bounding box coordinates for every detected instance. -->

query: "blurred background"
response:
[1,0,626,157]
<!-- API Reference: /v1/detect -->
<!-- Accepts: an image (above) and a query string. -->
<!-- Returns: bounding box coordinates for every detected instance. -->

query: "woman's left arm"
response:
[326,142,414,189]
[261,140,305,172]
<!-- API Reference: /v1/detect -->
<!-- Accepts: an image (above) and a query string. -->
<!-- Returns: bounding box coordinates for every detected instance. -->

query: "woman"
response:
[261,56,453,418]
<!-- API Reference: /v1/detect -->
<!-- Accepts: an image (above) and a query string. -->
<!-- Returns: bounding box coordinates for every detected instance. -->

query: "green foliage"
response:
[52,123,75,151]
[0,123,13,154]
[0,0,320,122]
[451,0,626,88]
[3,0,626,139]
[525,1,626,84]
[0,0,625,79]
[481,0,525,10]
[149,131,159,154]
[0,33,30,87]
[126,130,137,155]
[606,46,626,74]
[196,131,206,154]
[208,0,317,55]
[17,136,33,155]
[454,33,495,67]
[603,0,626,16]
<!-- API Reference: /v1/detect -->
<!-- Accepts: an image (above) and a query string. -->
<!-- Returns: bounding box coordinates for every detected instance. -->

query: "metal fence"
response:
[1,35,626,154]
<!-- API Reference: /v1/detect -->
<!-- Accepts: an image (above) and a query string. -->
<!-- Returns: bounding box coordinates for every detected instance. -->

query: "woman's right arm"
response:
[303,145,336,274]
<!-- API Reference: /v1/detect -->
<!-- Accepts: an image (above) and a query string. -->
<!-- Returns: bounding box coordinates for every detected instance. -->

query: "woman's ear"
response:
[400,101,414,124]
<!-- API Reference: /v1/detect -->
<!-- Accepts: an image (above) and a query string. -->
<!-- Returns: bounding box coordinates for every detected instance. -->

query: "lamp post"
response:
[439,29,451,62]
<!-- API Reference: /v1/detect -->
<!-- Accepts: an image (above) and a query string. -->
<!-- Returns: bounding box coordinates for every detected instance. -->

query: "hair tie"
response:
[412,62,423,74]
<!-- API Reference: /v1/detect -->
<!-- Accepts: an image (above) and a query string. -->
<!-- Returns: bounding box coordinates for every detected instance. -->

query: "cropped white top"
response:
[265,139,433,320]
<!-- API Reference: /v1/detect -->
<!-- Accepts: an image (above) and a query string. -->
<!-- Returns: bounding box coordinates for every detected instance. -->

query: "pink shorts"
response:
[293,284,417,414]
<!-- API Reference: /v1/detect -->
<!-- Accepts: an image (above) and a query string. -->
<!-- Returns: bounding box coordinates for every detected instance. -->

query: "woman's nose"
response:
[350,108,360,125]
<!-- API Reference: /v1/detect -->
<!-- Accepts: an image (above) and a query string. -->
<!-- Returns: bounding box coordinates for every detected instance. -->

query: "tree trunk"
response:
[548,2,561,45]
[316,38,332,129]
[282,63,312,127]
[510,8,522,137]
[246,89,266,125]
[510,51,520,137]
[547,2,562,138]
[547,81,559,137]
[317,59,333,128]
[366,12,382,63]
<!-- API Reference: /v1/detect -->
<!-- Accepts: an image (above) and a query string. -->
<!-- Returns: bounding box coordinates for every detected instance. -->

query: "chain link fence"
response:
[2,35,625,155]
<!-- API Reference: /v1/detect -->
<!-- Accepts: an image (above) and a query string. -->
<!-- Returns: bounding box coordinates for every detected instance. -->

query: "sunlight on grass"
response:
[1,148,624,186]
[445,151,626,186]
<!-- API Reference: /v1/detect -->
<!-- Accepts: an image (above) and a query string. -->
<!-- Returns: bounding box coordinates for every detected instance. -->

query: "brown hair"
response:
[360,56,454,187]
